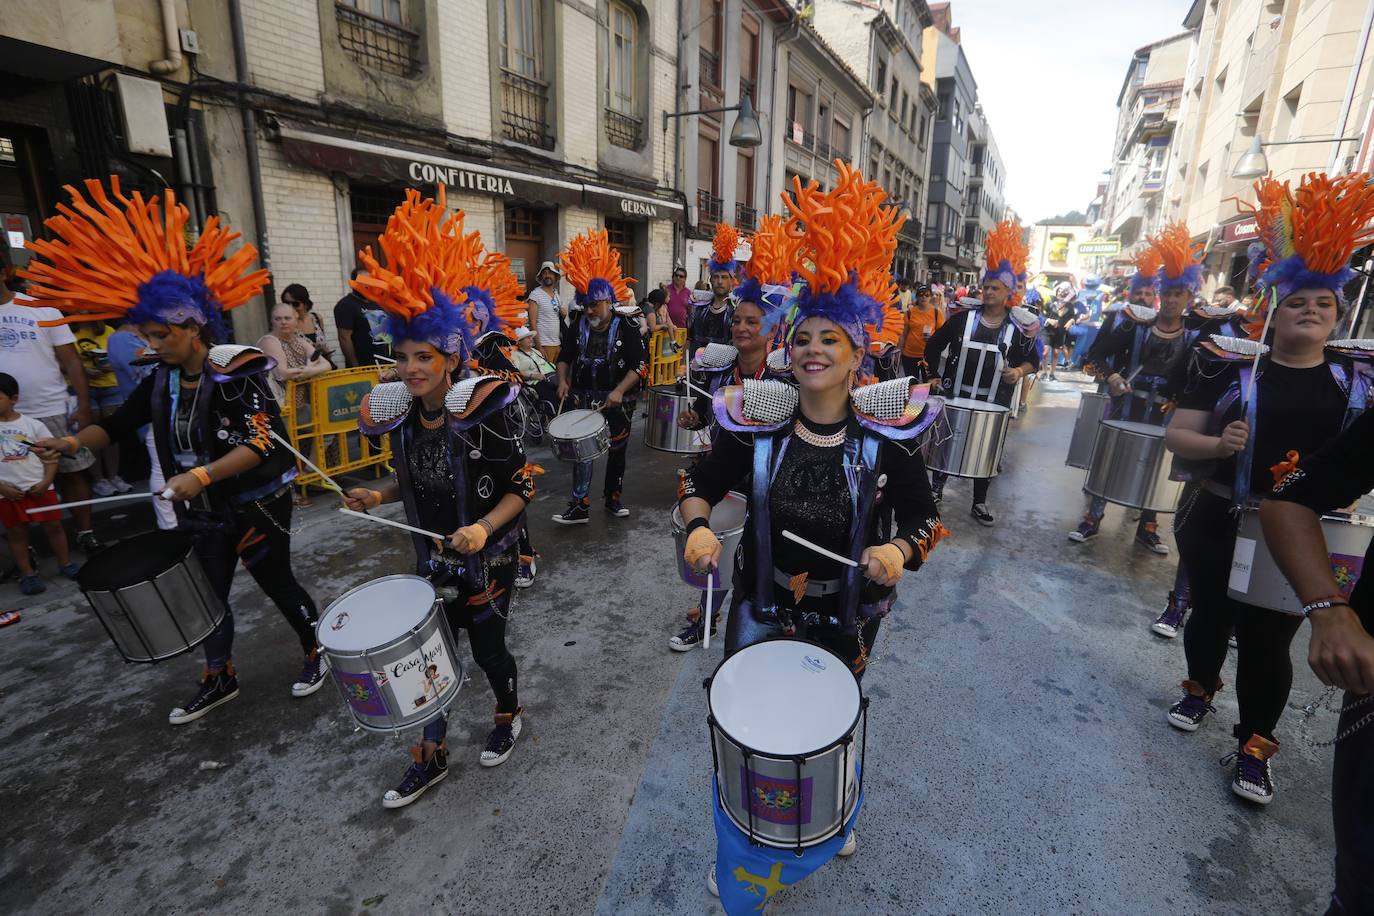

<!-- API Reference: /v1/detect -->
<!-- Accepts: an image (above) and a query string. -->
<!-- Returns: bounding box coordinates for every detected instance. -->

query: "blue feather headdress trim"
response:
[461,285,503,337]
[708,256,738,276]
[385,287,476,359]
[1157,263,1203,294]
[788,276,883,348]
[1259,254,1355,303]
[733,277,794,334]
[128,270,228,343]
[574,277,618,307]
[981,259,1023,292]
[1128,271,1158,294]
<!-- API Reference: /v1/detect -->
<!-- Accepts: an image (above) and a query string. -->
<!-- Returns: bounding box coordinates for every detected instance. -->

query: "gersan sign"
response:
[407,161,515,196]
[620,198,659,218]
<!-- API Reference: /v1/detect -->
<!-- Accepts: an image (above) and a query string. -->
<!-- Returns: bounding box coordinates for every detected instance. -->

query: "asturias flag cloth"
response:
[711,774,864,913]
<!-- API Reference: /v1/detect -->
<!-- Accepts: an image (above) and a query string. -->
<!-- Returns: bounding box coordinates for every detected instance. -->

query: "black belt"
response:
[772,567,842,597]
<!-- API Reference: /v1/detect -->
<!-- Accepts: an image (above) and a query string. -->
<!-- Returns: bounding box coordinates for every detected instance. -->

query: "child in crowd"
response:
[0,372,80,595]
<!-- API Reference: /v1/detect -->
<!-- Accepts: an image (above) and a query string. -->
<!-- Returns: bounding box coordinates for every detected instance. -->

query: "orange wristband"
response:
[190,466,212,487]
[63,435,81,455]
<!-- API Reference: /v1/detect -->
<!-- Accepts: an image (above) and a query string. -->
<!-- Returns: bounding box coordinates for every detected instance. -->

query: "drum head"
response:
[940,397,1010,414]
[709,639,861,756]
[318,575,437,651]
[76,529,193,592]
[548,409,607,438]
[1104,419,1164,436]
[672,490,747,534]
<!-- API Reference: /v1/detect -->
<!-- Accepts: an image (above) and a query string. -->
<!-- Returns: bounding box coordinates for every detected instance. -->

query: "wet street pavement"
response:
[0,374,1341,915]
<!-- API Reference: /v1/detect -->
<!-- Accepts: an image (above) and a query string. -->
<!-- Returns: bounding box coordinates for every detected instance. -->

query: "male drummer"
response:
[554,264,646,523]
[1069,223,1202,554]
[687,223,740,356]
[923,220,1039,526]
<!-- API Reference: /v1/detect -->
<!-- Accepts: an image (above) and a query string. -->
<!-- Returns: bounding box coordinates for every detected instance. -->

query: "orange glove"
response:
[448,523,489,555]
[864,542,907,586]
[684,526,721,572]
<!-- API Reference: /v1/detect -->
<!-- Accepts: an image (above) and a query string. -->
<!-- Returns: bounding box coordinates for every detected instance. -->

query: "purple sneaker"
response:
[1068,516,1100,543]
[1152,592,1190,638]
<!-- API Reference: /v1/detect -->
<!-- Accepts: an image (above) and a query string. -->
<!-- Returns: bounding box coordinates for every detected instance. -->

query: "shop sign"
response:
[1221,218,1259,244]
[1077,237,1122,256]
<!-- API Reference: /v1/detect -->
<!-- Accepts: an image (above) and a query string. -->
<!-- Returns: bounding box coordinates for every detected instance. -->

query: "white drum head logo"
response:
[802,655,827,673]
[330,611,350,631]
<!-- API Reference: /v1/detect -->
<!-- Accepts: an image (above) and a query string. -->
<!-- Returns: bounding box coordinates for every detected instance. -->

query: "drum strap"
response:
[841,434,882,634]
[391,420,478,588]
[750,433,783,613]
[951,315,1013,402]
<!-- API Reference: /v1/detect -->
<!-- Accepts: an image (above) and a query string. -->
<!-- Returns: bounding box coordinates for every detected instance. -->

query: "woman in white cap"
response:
[526,260,564,363]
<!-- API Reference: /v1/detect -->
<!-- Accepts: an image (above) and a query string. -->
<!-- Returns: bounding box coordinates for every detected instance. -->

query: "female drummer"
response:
[668,215,797,652]
[681,167,946,895]
[1162,171,1374,806]
[22,177,325,722]
[922,220,1041,526]
[341,190,534,808]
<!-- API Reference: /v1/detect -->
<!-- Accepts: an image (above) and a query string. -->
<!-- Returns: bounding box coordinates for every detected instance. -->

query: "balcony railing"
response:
[699,47,721,91]
[335,3,420,78]
[735,202,757,230]
[697,189,723,224]
[605,108,643,150]
[500,68,555,150]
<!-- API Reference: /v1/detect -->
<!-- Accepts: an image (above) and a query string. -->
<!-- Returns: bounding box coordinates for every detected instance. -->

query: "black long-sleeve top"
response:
[924,309,1040,406]
[557,313,646,395]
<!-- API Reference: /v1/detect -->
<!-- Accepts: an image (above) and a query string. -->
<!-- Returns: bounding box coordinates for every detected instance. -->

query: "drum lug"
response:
[702,677,713,690]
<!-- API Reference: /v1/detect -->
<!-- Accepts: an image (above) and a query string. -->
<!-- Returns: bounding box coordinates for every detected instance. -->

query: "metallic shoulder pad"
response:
[358,381,413,435]
[850,378,942,440]
[765,347,791,373]
[1124,304,1159,326]
[446,375,521,431]
[713,378,798,433]
[1328,338,1374,360]
[207,344,274,381]
[1203,334,1269,360]
[693,342,739,370]
[1009,306,1042,337]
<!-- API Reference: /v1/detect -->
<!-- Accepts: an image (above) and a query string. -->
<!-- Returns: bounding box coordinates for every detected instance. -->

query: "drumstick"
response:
[1244,301,1275,406]
[269,429,345,496]
[683,377,712,401]
[782,529,860,568]
[28,491,154,513]
[703,579,712,650]
[337,507,449,543]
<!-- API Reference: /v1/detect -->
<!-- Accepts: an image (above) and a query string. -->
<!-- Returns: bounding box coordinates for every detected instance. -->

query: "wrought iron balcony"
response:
[605,108,643,150]
[735,202,757,230]
[697,189,723,224]
[500,68,555,150]
[335,3,420,78]
[700,47,721,90]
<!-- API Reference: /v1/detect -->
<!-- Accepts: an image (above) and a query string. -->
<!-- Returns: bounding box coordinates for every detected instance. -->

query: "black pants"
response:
[571,397,632,503]
[929,471,990,504]
[1329,693,1374,914]
[198,491,319,669]
[1176,490,1305,741]
[901,355,928,382]
[423,550,519,743]
[723,584,883,679]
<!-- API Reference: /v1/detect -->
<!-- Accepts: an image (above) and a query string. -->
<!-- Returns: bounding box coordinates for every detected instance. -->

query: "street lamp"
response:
[1231,132,1365,179]
[662,93,763,148]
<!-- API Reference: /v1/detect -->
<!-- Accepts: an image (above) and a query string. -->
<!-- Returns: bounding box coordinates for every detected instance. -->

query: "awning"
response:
[276,125,683,221]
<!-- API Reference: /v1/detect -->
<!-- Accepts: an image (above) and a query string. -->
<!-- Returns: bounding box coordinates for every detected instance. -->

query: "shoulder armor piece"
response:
[713,379,798,433]
[765,347,791,373]
[1124,304,1158,326]
[1202,334,1269,360]
[851,378,942,440]
[207,344,274,381]
[1009,306,1041,337]
[446,375,521,430]
[693,342,739,370]
[1328,338,1374,360]
[358,381,413,435]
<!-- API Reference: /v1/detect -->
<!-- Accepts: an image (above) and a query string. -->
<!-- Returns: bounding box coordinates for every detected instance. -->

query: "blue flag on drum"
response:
[711,774,864,914]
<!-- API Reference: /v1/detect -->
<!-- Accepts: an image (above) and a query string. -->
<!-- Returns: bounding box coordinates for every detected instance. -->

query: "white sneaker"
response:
[707,861,719,897]
[838,830,858,857]
[91,479,116,497]
[109,476,133,494]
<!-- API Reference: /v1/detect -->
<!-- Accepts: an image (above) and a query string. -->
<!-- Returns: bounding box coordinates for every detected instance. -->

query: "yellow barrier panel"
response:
[647,328,687,386]
[281,366,392,492]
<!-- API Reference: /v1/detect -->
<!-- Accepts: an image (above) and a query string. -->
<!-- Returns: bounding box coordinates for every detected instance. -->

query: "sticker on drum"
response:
[1229,538,1256,593]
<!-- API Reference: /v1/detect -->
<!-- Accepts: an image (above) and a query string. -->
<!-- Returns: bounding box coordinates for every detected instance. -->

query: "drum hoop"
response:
[704,637,863,760]
[317,574,438,651]
[670,490,748,537]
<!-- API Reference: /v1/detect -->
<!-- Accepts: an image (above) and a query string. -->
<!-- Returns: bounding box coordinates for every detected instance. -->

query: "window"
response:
[937,92,950,121]
[698,135,720,197]
[700,0,722,90]
[604,1,641,149]
[1276,82,1302,141]
[787,84,813,143]
[498,0,553,148]
[832,117,851,158]
[336,0,420,77]
[919,110,929,147]
[1215,66,1228,93]
[889,76,898,110]
[1198,160,1210,189]
[736,151,756,228]
[817,103,830,151]
[739,15,759,102]
[900,91,909,129]
[875,57,887,97]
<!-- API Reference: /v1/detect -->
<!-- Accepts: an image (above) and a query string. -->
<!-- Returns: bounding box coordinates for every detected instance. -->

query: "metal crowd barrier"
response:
[280,366,392,492]
[648,328,687,385]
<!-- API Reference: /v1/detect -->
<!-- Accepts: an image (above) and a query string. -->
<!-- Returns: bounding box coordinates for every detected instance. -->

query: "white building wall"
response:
[439,0,493,137]
[240,0,325,97]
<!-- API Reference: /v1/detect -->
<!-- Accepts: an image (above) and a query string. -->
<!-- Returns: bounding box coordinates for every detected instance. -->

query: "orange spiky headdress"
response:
[1149,222,1204,294]
[982,219,1028,303]
[1237,171,1374,308]
[781,160,903,346]
[19,176,267,340]
[708,222,742,276]
[350,186,521,358]
[1128,241,1163,295]
[735,214,802,332]
[559,228,634,306]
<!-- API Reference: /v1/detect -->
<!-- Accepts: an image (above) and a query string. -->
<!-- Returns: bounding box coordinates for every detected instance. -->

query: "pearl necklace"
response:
[792,419,846,448]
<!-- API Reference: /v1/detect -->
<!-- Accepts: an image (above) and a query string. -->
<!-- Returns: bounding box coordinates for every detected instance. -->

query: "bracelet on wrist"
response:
[62,435,81,455]
[189,466,213,487]
[685,517,710,535]
[476,518,494,537]
[1302,596,1352,618]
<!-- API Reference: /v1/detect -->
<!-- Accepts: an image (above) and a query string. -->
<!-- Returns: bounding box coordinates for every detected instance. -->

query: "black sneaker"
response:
[668,608,719,652]
[604,494,631,518]
[77,531,106,553]
[1151,592,1189,638]
[1224,734,1278,805]
[291,649,329,698]
[168,667,240,725]
[480,707,524,767]
[515,555,537,588]
[553,501,590,525]
[382,743,449,809]
[970,503,995,526]
[1167,685,1215,732]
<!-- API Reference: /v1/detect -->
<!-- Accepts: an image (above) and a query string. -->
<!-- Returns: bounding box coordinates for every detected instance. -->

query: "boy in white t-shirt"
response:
[0,372,79,595]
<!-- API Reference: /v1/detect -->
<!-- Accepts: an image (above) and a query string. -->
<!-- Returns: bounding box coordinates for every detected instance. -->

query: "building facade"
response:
[921,5,979,284]
[964,102,1007,271]
[811,0,935,281]
[3,0,684,345]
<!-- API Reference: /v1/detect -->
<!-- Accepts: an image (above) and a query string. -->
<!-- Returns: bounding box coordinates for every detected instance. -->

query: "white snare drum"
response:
[548,409,610,462]
[76,530,227,663]
[1084,419,1183,512]
[706,639,866,850]
[1066,392,1110,469]
[672,491,747,590]
[317,575,464,733]
[920,397,1010,478]
[1229,507,1373,614]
